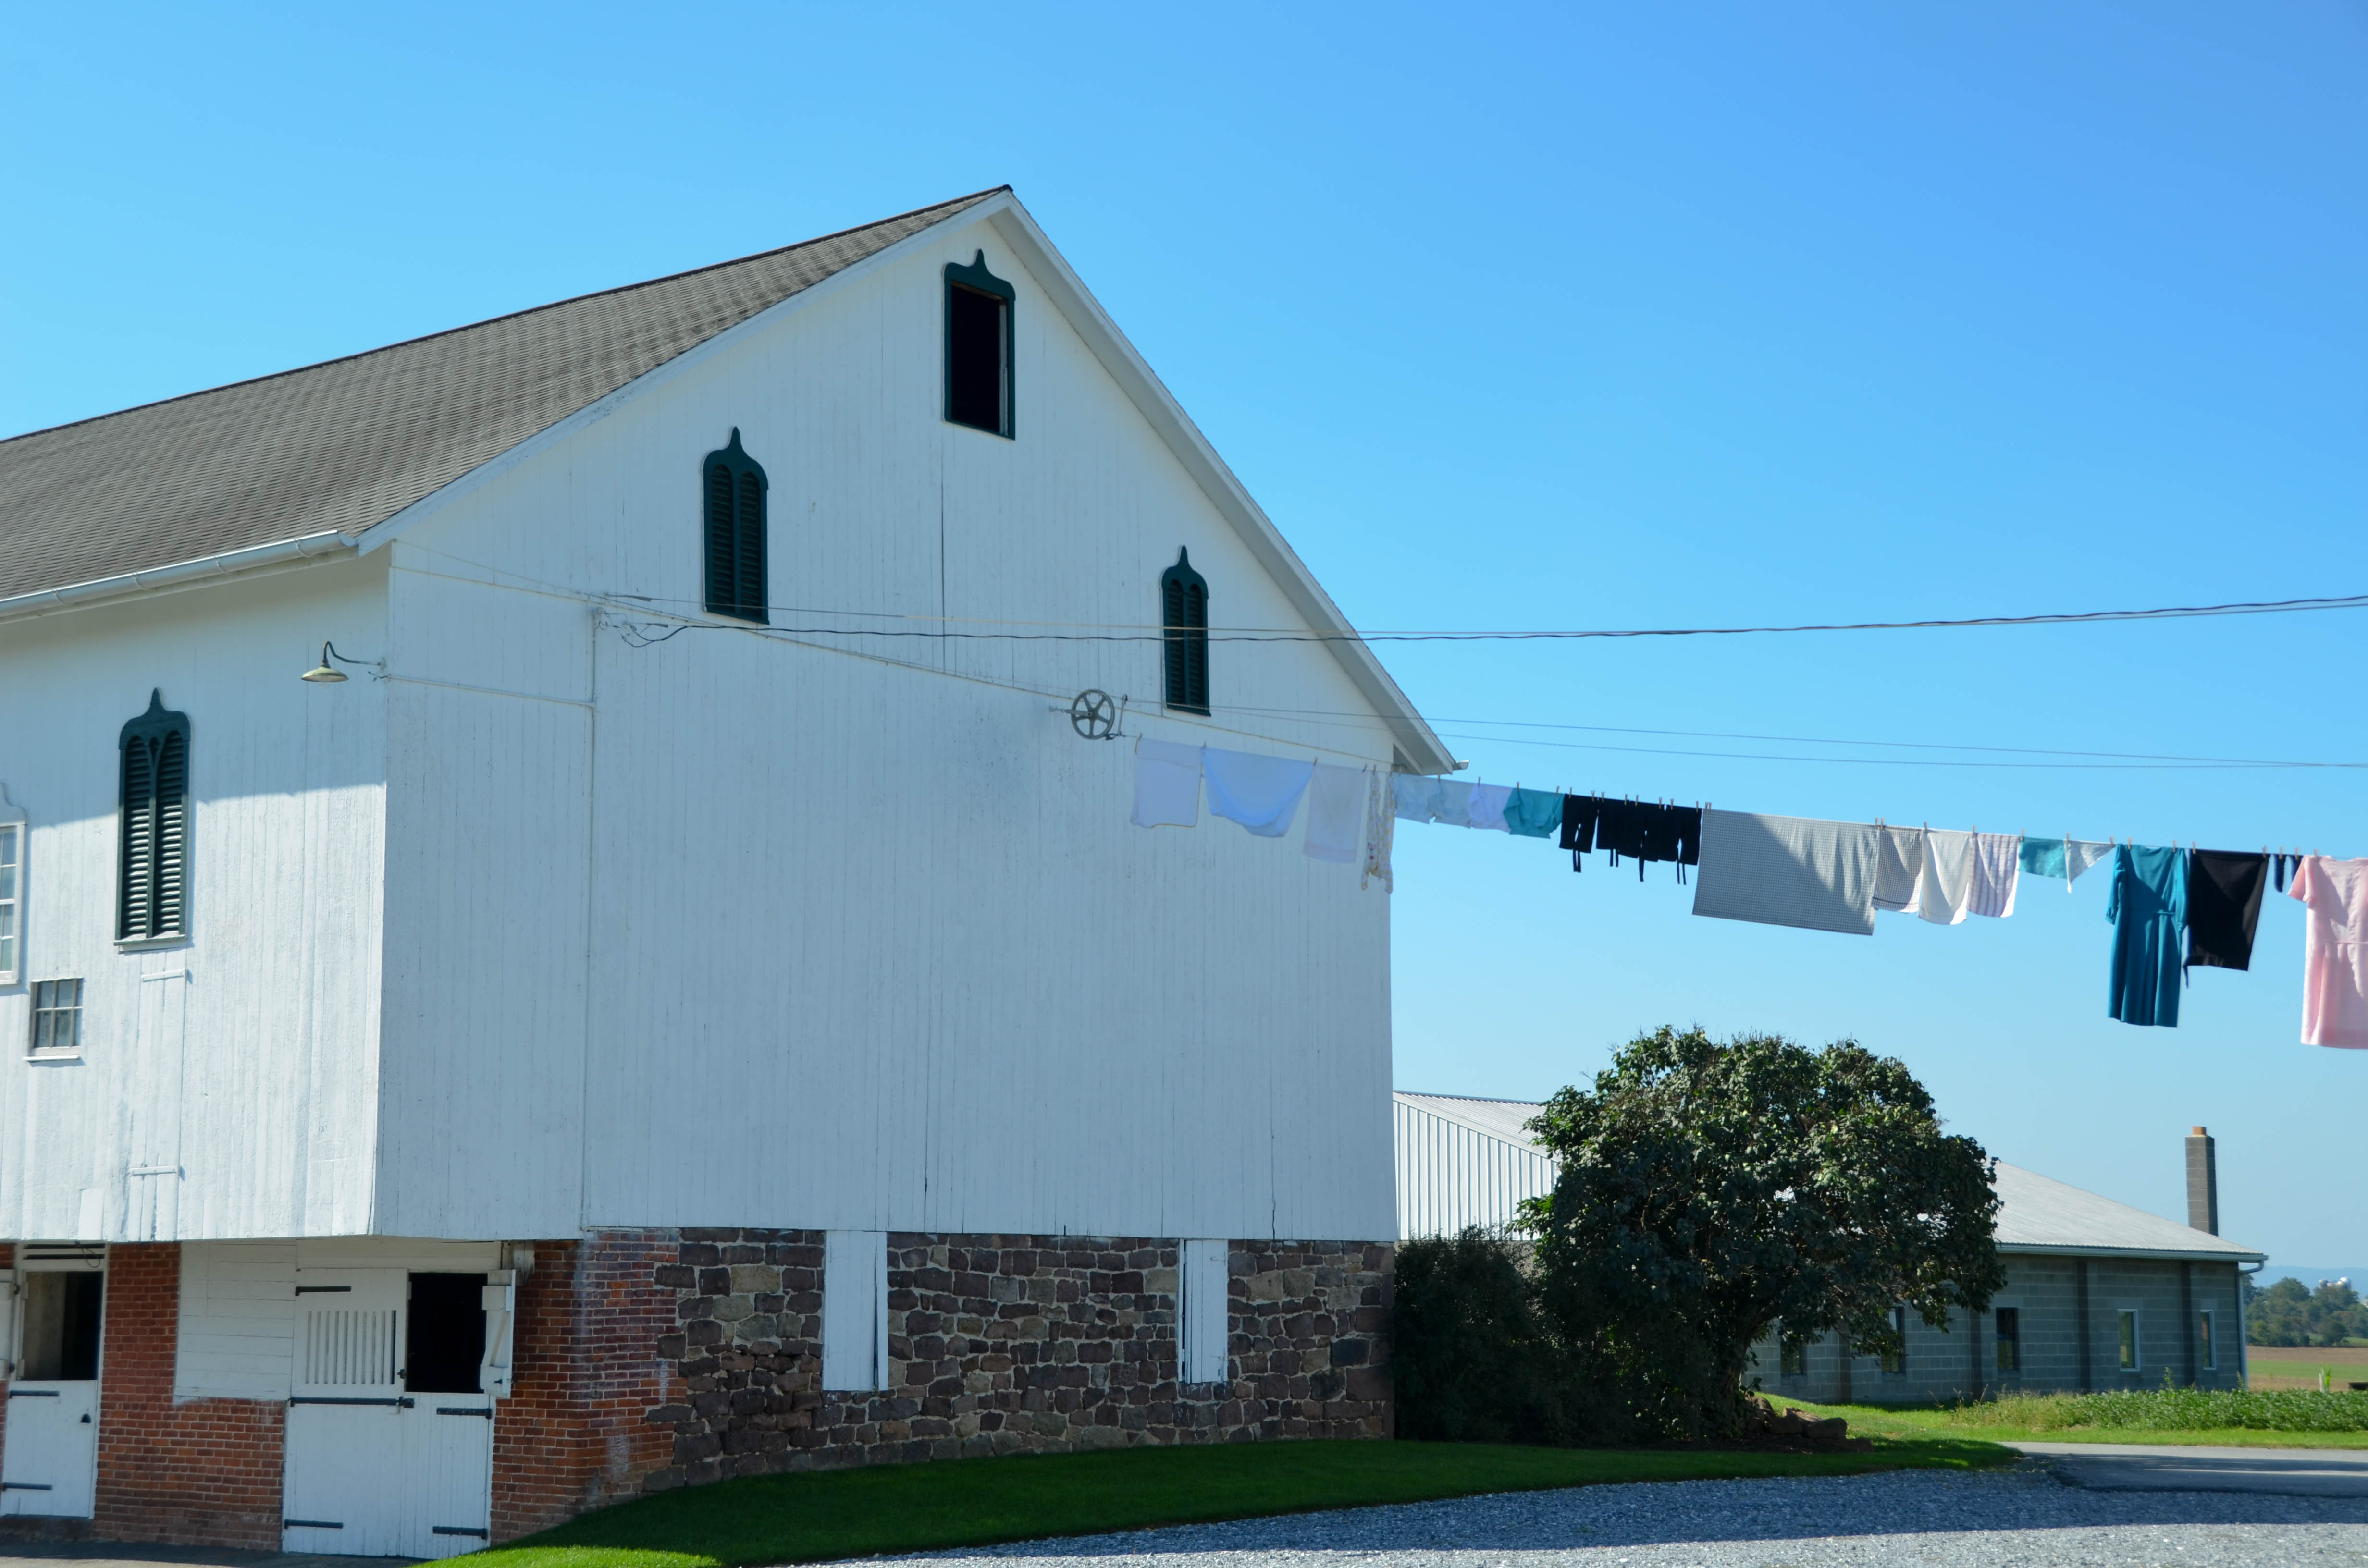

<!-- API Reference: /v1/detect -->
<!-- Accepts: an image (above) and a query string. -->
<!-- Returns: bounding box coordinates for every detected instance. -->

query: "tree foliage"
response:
[2248,1276,2368,1348]
[1520,1026,2004,1436]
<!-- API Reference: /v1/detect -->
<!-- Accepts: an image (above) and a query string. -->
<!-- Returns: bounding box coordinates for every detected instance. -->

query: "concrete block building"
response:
[1395,1096,2265,1400]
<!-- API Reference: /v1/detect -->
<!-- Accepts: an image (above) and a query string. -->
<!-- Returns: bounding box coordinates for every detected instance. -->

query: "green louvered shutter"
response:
[702,429,769,623]
[1160,549,1210,714]
[118,690,190,941]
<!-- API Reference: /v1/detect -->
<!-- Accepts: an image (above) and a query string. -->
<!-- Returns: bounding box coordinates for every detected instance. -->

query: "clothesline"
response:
[1123,737,2367,1053]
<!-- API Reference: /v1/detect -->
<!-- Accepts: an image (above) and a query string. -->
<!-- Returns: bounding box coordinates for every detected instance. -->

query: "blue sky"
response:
[7,3,2364,1266]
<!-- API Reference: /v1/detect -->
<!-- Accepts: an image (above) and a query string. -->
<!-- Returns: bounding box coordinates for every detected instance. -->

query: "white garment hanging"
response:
[1302,763,1367,864]
[1361,772,1395,893]
[1432,779,1475,827]
[1203,748,1315,838]
[1917,830,1975,925]
[1129,738,1201,829]
[1393,774,1442,822]
[1468,784,1512,832]
[1873,824,1925,913]
[2066,839,2115,885]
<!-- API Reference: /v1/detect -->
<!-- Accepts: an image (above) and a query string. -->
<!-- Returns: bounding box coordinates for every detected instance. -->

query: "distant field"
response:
[2250,1347,2368,1389]
[2250,1344,2368,1362]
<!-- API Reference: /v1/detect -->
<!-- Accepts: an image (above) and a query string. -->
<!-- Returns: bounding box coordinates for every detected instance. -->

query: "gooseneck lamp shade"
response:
[300,642,348,683]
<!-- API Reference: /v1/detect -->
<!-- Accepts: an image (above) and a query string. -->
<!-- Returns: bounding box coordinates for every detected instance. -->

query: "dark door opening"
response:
[20,1271,103,1381]
[404,1274,485,1394]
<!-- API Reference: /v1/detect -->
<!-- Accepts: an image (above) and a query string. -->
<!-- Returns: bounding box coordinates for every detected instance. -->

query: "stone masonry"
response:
[643,1231,1391,1490]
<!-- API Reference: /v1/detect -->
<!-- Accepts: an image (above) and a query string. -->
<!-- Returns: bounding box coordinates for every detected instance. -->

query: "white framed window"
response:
[0,803,23,986]
[821,1230,888,1393]
[30,978,81,1057]
[2199,1309,2216,1371]
[2118,1309,2140,1372]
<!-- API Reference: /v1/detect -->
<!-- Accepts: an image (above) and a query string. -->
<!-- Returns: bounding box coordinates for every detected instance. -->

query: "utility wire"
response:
[599,588,2368,642]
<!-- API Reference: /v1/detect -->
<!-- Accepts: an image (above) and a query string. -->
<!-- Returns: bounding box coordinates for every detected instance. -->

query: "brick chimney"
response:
[2185,1126,2219,1235]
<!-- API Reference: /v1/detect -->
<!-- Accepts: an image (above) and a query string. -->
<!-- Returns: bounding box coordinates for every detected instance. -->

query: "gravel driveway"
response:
[889,1462,2368,1567]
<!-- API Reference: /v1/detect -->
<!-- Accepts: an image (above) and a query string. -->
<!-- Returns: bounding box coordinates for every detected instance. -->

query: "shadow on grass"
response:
[476,1436,2012,1568]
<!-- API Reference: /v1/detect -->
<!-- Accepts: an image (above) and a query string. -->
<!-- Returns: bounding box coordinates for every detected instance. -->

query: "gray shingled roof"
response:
[0,189,1002,603]
[1392,1096,2264,1262]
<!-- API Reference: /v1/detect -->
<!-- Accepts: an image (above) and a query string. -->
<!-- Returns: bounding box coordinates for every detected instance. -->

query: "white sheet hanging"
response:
[1203,748,1315,838]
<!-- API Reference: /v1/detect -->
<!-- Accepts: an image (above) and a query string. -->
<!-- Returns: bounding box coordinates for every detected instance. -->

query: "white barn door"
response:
[1,1262,106,1519]
[282,1269,496,1559]
[283,1270,408,1556]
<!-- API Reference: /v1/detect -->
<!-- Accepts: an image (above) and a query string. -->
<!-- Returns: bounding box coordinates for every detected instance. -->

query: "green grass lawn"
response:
[1781,1393,2368,1450]
[474,1435,2012,1568]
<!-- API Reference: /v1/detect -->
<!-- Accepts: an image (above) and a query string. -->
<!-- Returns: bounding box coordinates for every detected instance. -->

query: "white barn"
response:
[0,189,1449,1553]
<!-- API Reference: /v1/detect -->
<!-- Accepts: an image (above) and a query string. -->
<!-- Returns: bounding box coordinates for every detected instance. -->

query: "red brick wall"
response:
[91,1244,284,1549]
[490,1235,676,1543]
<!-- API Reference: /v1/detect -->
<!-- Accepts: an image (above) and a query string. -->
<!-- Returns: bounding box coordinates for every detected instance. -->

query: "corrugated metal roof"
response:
[1992,1160,2263,1261]
[0,189,1002,602]
[1393,1092,1548,1148]
[1390,1093,2264,1262]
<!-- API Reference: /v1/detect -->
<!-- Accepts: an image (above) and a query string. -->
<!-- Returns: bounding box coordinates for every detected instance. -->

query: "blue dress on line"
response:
[2107,844,2186,1027]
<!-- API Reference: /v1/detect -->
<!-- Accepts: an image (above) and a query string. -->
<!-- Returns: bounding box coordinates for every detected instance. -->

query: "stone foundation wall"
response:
[643,1232,1391,1490]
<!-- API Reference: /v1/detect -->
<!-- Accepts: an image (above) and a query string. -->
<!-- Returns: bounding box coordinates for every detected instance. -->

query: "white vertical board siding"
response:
[1394,1099,1559,1240]
[379,217,1401,1244]
[0,562,388,1242]
[821,1230,886,1392]
[373,570,593,1237]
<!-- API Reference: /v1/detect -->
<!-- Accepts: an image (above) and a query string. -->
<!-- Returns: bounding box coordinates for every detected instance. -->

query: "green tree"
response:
[1522,1026,2005,1436]
[2247,1276,2368,1348]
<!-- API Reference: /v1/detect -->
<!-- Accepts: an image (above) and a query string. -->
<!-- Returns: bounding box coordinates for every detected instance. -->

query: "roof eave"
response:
[1998,1242,2268,1265]
[0,530,361,626]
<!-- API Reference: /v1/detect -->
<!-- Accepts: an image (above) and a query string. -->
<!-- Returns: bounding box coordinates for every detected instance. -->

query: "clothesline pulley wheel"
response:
[1069,689,1122,740]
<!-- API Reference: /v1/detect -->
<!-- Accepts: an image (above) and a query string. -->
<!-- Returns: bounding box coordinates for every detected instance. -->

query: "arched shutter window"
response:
[702,429,769,623]
[1160,548,1210,715]
[119,689,190,943]
[943,251,1015,439]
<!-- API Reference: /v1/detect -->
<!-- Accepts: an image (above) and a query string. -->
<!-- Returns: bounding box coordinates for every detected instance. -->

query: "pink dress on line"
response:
[2288,856,2368,1049]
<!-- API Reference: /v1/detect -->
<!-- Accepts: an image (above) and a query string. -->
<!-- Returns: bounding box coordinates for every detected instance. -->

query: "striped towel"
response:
[1969,833,2021,918]
[1691,810,1881,936]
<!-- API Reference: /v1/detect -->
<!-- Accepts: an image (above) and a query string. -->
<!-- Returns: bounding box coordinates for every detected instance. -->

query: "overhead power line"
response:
[602,589,2368,642]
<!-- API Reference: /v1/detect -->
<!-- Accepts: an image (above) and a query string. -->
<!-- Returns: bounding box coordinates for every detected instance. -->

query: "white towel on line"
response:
[1468,783,1512,832]
[1302,763,1368,864]
[1873,824,1925,913]
[1130,738,1201,829]
[1918,830,1975,925]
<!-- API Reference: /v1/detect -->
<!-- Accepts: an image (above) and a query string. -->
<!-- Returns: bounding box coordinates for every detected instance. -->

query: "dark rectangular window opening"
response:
[947,284,1008,435]
[22,1271,103,1381]
[1879,1305,1907,1375]
[405,1273,486,1394]
[1778,1330,1807,1378]
[1994,1306,2021,1373]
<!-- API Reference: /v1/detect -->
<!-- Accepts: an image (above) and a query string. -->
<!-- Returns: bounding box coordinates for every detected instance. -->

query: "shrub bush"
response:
[1391,1230,1630,1446]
